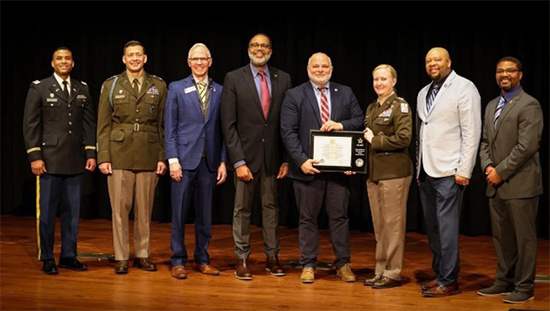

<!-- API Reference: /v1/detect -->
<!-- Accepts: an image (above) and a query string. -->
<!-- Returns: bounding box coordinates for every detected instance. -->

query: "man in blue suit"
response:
[280,53,364,284]
[164,43,227,279]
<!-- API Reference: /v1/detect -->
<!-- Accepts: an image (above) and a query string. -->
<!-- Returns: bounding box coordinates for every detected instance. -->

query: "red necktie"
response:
[319,87,329,124]
[259,70,270,118]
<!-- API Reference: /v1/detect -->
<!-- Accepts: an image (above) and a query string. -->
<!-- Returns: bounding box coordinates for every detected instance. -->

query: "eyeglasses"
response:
[249,43,271,49]
[189,57,211,64]
[496,68,520,75]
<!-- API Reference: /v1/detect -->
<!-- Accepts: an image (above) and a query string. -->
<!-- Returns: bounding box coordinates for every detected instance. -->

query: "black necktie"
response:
[62,80,70,99]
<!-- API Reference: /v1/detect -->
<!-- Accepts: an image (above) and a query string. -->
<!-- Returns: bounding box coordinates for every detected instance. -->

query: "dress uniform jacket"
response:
[97,72,167,170]
[364,93,413,182]
[23,75,96,174]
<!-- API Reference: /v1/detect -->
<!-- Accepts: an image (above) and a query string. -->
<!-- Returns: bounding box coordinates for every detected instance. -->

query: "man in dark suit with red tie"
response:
[221,33,292,280]
[280,52,364,283]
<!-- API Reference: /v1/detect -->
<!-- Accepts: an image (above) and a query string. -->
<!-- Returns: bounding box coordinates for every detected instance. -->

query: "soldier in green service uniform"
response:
[97,40,167,274]
[362,64,413,290]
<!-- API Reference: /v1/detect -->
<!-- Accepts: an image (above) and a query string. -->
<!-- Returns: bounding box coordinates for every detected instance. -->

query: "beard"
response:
[308,71,332,86]
[249,51,271,67]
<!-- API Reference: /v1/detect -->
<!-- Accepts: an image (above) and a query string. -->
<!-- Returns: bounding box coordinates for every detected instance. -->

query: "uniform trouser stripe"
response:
[35,176,41,260]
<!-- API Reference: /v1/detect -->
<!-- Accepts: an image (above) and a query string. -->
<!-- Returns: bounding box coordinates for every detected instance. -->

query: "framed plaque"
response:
[309,130,367,173]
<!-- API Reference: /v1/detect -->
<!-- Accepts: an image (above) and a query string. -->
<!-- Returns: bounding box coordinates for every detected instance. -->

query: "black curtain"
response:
[2,1,548,238]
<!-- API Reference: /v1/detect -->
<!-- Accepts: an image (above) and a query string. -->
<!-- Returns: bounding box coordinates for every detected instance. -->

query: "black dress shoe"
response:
[115,260,129,274]
[42,260,58,275]
[58,257,88,271]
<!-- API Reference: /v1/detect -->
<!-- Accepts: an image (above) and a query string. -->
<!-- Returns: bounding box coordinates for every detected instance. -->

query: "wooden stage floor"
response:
[1,215,548,311]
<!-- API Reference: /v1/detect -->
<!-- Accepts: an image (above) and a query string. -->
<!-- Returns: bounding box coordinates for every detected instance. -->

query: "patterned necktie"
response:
[62,80,70,99]
[197,82,208,118]
[493,96,506,128]
[319,87,329,124]
[258,70,270,118]
[133,78,140,95]
[426,83,441,113]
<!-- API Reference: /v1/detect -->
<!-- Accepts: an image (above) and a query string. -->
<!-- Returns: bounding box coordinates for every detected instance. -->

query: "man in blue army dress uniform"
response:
[23,47,97,274]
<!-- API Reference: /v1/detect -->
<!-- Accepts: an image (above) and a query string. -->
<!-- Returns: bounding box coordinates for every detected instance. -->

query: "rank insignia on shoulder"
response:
[33,80,41,85]
[150,75,164,81]
[81,81,87,85]
[401,103,409,114]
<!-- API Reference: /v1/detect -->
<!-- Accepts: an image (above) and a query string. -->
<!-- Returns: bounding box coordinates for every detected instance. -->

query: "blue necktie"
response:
[426,83,441,113]
[493,96,506,128]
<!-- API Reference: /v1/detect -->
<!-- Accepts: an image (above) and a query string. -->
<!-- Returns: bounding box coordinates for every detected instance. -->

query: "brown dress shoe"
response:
[133,258,157,271]
[235,259,253,280]
[422,283,461,297]
[265,257,285,276]
[115,260,128,274]
[372,276,401,289]
[195,263,220,276]
[171,265,187,279]
[420,279,438,291]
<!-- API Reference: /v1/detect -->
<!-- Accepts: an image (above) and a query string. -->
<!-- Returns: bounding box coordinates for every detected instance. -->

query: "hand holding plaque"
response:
[309,130,367,173]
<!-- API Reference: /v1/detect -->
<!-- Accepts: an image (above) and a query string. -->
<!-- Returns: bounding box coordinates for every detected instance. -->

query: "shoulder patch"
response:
[32,80,41,85]
[400,103,409,114]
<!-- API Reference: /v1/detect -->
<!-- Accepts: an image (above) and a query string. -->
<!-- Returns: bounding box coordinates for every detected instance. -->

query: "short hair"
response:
[188,43,211,59]
[373,64,397,79]
[249,33,272,48]
[497,56,522,71]
[52,46,72,59]
[123,40,146,54]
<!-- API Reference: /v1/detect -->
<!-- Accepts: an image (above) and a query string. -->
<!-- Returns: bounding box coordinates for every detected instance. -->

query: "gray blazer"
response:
[416,70,481,179]
[479,89,543,199]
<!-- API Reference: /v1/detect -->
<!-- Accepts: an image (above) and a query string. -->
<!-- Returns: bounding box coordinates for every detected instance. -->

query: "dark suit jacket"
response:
[164,75,226,172]
[221,64,292,174]
[23,75,96,174]
[479,88,543,199]
[280,81,364,182]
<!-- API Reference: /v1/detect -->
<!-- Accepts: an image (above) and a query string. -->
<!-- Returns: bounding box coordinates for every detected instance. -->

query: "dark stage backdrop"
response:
[2,2,548,238]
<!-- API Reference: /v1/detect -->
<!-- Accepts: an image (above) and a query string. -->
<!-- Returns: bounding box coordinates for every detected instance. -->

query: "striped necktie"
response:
[493,96,506,128]
[319,87,329,124]
[197,82,208,118]
[426,83,441,113]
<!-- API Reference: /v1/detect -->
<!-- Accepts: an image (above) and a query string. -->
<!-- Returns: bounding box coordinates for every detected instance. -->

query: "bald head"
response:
[307,52,333,87]
[425,47,452,82]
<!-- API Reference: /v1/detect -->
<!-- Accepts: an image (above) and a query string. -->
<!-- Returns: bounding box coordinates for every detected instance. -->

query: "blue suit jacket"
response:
[164,75,226,171]
[280,81,364,181]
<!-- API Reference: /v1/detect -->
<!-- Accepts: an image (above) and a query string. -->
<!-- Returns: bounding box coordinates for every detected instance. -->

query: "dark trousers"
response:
[37,173,83,261]
[170,158,215,266]
[232,161,279,259]
[489,192,539,293]
[419,172,463,286]
[293,175,350,269]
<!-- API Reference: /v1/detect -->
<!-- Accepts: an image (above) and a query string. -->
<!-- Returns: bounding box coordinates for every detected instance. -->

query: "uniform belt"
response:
[112,124,157,132]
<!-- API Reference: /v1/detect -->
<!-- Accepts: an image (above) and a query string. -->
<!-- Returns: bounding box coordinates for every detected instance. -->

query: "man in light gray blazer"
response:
[416,47,481,297]
[478,57,543,304]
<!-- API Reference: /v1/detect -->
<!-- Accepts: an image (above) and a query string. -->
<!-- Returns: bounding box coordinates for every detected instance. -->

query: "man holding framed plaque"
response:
[280,52,363,284]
